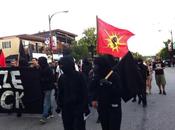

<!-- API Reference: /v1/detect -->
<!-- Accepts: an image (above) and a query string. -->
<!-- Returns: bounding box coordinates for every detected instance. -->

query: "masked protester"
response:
[38,57,54,123]
[56,56,88,130]
[137,58,148,107]
[89,55,122,130]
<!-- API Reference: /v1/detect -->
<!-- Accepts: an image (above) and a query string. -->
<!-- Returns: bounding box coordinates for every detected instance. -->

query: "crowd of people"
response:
[132,57,167,108]
[0,50,168,130]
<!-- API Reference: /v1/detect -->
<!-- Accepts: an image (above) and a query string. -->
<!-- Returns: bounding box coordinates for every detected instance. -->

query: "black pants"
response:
[98,104,122,130]
[62,107,85,130]
[134,84,147,106]
[140,83,147,106]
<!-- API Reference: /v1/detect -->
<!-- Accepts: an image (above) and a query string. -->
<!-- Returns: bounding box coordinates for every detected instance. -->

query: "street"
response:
[0,67,175,130]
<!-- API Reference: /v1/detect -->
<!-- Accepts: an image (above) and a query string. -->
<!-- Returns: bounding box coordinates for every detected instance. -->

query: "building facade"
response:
[0,29,77,63]
[0,34,45,63]
[33,29,77,53]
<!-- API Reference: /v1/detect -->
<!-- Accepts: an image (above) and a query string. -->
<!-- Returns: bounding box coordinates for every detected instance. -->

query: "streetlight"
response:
[48,10,69,51]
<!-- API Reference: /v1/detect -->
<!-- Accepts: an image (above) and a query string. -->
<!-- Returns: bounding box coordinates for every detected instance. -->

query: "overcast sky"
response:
[0,0,175,56]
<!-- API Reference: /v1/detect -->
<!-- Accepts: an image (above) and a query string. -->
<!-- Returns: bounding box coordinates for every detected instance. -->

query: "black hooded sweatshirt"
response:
[57,56,88,111]
[38,57,54,91]
[89,55,122,106]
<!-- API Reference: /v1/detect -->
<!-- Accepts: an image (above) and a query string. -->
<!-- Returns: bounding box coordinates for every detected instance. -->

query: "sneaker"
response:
[58,113,62,118]
[47,114,54,119]
[132,99,136,102]
[40,118,47,124]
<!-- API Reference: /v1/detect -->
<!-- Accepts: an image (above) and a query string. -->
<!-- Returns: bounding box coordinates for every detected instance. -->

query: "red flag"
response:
[97,17,134,58]
[0,49,6,67]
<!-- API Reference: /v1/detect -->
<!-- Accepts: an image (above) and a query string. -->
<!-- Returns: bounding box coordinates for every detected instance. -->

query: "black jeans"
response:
[62,106,85,130]
[98,104,122,130]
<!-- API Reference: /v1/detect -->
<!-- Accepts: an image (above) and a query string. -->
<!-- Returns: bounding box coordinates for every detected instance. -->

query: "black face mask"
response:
[59,64,72,74]
[59,56,75,74]
[93,64,109,78]
[93,56,112,78]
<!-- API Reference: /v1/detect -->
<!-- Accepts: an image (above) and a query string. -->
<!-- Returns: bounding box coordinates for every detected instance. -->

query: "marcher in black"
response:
[90,55,122,130]
[137,58,149,107]
[82,58,92,119]
[82,58,92,82]
[38,57,54,123]
[56,56,88,130]
[16,58,29,117]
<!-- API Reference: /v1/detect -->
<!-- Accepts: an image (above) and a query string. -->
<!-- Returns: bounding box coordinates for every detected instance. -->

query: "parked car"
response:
[163,59,171,67]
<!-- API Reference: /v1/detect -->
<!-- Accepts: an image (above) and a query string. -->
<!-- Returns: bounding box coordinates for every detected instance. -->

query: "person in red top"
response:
[0,49,6,67]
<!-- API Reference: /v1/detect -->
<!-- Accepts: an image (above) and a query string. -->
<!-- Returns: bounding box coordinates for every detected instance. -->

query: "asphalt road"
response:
[0,67,175,130]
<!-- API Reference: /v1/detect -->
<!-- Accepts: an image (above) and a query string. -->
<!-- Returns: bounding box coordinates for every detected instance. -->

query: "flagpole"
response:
[96,15,98,33]
[105,70,113,79]
[97,16,113,80]
[104,51,129,79]
[96,15,99,53]
[17,40,22,66]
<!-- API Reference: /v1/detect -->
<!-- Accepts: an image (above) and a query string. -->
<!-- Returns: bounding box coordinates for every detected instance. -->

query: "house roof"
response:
[0,34,45,42]
[18,34,45,42]
[33,29,77,37]
[0,29,77,42]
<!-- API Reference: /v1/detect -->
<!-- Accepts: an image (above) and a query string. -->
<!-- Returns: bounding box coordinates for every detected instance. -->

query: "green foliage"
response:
[71,27,97,60]
[157,47,169,60]
[163,41,168,48]
[131,52,143,60]
[71,43,88,61]
[82,27,97,46]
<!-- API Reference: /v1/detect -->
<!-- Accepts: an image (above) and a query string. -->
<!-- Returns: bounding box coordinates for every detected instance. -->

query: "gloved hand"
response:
[100,79,112,86]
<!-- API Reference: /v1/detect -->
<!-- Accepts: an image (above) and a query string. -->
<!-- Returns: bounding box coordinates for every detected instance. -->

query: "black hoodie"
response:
[38,57,54,91]
[57,56,88,111]
[90,55,122,106]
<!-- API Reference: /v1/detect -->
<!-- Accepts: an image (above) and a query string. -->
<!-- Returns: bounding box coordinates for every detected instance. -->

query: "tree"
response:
[71,43,89,61]
[131,52,143,60]
[70,27,97,60]
[157,47,169,60]
[81,27,97,58]
[82,27,96,46]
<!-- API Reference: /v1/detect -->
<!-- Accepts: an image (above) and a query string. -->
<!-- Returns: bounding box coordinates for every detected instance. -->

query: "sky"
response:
[0,0,175,56]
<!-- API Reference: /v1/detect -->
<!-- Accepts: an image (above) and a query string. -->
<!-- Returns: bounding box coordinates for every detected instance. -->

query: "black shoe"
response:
[159,90,162,94]
[55,107,61,114]
[163,91,166,95]
[138,99,142,104]
[16,113,22,117]
[143,104,147,108]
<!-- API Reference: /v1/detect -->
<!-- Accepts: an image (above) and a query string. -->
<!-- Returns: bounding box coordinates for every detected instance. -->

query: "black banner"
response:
[0,67,43,114]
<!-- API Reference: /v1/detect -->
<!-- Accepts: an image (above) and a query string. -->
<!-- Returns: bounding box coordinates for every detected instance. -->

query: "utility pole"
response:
[48,10,68,51]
